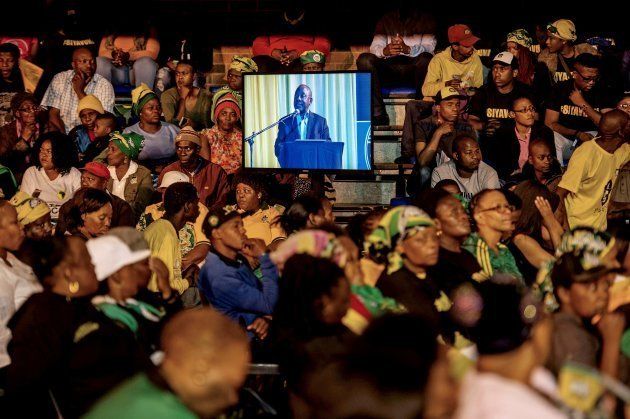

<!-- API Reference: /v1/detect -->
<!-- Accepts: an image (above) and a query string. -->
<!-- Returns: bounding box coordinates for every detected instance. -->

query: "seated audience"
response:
[556,110,629,230]
[538,19,598,84]
[609,96,630,218]
[0,37,38,62]
[545,53,615,165]
[106,132,154,221]
[513,181,562,251]
[69,94,104,157]
[229,173,285,247]
[56,162,134,235]
[79,111,117,165]
[0,199,42,378]
[10,190,52,241]
[5,236,147,418]
[431,134,500,200]
[144,182,200,299]
[456,281,563,418]
[463,189,523,280]
[0,43,40,127]
[300,50,326,71]
[468,52,534,152]
[137,171,210,277]
[356,6,436,124]
[63,188,113,240]
[200,93,242,175]
[198,205,279,339]
[125,84,179,171]
[158,126,230,208]
[160,60,212,130]
[96,31,160,88]
[40,47,114,133]
[421,24,483,100]
[489,96,554,180]
[210,56,257,120]
[279,194,327,237]
[20,132,81,224]
[85,308,250,419]
[0,92,53,182]
[506,29,551,95]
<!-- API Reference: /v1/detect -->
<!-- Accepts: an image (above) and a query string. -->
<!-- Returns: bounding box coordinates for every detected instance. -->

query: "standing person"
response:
[19,132,81,224]
[538,19,598,85]
[431,135,500,200]
[124,84,179,172]
[356,5,437,125]
[545,53,616,165]
[158,127,230,208]
[200,93,243,175]
[160,60,212,130]
[556,110,630,230]
[421,24,484,100]
[105,132,154,221]
[40,47,115,133]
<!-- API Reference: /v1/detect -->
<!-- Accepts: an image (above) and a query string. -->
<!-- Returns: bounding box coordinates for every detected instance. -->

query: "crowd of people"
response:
[0,3,629,419]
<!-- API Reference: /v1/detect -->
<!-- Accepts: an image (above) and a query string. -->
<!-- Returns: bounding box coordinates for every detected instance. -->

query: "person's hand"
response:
[20,123,36,142]
[534,196,554,219]
[569,89,587,108]
[14,138,29,152]
[111,49,123,66]
[149,257,172,300]
[271,49,284,61]
[119,51,130,66]
[391,34,410,54]
[166,59,177,71]
[242,238,267,259]
[72,71,87,95]
[576,131,594,142]
[484,119,502,137]
[383,43,403,57]
[597,311,625,343]
[445,78,462,89]
[281,50,299,65]
[434,122,455,139]
[247,316,271,340]
[182,263,200,287]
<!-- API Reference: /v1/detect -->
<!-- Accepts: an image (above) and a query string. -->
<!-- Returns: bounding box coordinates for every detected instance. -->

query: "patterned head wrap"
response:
[131,83,159,117]
[507,29,533,49]
[229,56,258,73]
[300,50,326,65]
[270,230,350,272]
[110,132,145,160]
[9,191,50,226]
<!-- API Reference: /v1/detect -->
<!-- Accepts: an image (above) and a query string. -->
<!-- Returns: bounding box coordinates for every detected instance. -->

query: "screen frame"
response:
[241,70,373,175]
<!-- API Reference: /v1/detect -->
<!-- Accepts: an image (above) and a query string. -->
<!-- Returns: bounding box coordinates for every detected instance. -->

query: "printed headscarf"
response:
[507,29,533,48]
[131,83,159,117]
[110,131,145,160]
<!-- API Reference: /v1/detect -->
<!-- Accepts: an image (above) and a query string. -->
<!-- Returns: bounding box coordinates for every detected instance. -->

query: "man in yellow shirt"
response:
[144,182,200,301]
[556,110,630,230]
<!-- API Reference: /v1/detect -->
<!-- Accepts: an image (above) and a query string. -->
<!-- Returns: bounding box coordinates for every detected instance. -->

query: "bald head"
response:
[160,308,250,417]
[599,109,629,138]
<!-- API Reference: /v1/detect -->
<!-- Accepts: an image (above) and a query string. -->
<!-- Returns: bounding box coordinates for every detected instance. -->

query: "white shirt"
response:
[370,34,437,58]
[0,252,42,367]
[297,112,309,140]
[109,160,139,200]
[19,166,82,221]
[431,161,501,200]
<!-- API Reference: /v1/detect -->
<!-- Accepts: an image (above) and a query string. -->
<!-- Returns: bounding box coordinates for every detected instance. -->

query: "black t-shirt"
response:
[427,247,483,294]
[552,55,575,84]
[546,80,617,133]
[469,81,534,135]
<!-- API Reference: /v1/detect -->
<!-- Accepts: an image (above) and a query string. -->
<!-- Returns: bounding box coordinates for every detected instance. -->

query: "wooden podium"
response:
[278,140,344,169]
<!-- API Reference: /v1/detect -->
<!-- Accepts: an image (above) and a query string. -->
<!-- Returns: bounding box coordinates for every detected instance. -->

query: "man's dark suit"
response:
[274,111,331,167]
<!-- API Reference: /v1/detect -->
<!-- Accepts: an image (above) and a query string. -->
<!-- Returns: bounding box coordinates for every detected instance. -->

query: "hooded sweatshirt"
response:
[421,46,484,98]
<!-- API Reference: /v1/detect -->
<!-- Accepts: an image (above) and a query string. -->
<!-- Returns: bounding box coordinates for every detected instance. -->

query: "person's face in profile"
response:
[528,142,554,174]
[294,86,312,114]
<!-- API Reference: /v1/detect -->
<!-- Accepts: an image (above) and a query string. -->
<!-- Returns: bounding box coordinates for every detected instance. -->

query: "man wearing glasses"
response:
[544,53,616,165]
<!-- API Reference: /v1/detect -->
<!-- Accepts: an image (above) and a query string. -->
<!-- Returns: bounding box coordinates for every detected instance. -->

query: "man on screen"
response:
[274,84,331,167]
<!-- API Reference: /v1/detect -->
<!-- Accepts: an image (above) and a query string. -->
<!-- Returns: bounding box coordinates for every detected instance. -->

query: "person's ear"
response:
[211,228,222,241]
[433,218,442,231]
[395,242,405,256]
[557,286,571,306]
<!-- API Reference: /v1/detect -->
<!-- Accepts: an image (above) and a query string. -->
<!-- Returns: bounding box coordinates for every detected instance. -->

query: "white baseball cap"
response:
[86,235,151,281]
[492,51,517,68]
[159,171,190,189]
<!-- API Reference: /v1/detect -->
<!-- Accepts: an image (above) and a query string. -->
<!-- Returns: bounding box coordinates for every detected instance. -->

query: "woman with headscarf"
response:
[506,29,551,102]
[209,55,257,120]
[200,93,242,175]
[106,132,154,221]
[124,83,180,172]
[9,190,52,264]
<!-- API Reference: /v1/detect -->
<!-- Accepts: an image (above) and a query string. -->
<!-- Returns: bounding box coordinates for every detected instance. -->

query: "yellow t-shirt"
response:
[242,207,285,246]
[559,141,630,230]
[144,219,189,295]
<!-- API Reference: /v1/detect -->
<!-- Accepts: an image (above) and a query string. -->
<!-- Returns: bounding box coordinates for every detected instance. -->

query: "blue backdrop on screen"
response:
[243,72,372,171]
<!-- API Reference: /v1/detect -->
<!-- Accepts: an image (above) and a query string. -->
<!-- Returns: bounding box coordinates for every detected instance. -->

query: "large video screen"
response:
[243,71,372,171]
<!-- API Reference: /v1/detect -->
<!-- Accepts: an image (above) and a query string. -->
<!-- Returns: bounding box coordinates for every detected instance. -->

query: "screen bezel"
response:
[241,70,373,175]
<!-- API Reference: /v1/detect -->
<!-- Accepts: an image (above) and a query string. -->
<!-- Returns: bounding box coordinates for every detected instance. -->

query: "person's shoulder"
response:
[310,112,327,121]
[160,121,180,134]
[159,161,180,174]
[161,87,178,100]
[52,69,73,82]
[575,43,598,55]
[134,164,152,177]
[123,123,140,133]
[66,167,82,177]
[92,73,113,87]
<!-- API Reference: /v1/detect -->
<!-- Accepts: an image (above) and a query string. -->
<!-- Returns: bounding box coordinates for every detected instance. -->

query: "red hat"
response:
[448,24,480,47]
[81,161,111,180]
[213,94,241,124]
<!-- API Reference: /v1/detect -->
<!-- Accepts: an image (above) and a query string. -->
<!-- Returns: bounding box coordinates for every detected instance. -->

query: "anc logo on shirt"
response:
[560,105,601,118]
[601,180,613,206]
[485,108,511,119]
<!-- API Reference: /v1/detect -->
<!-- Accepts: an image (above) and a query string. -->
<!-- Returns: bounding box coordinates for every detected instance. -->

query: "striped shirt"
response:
[462,233,523,281]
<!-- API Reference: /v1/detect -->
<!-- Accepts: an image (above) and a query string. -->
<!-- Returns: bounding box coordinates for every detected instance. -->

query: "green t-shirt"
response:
[462,232,523,281]
[84,373,197,419]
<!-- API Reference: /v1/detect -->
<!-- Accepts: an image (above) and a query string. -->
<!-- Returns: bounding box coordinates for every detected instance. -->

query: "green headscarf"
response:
[131,83,159,117]
[110,131,145,160]
[367,206,435,274]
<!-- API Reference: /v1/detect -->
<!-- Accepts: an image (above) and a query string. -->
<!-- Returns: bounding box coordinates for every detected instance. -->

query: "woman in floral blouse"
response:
[200,93,242,175]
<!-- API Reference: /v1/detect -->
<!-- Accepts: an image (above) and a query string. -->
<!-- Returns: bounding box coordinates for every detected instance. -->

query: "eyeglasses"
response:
[18,106,39,113]
[477,204,516,214]
[574,71,600,83]
[514,106,536,114]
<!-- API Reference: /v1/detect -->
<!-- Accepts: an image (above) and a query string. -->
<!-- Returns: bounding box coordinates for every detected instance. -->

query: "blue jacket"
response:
[274,111,330,160]
[198,252,279,328]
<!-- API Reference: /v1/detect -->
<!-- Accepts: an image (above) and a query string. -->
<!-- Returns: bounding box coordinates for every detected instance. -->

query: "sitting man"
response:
[158,127,230,208]
[469,52,534,157]
[198,206,279,340]
[514,138,563,191]
[40,47,114,133]
[489,96,554,180]
[300,50,326,72]
[160,60,212,130]
[421,24,484,100]
[274,84,330,168]
[356,5,437,125]
[545,53,615,165]
[210,56,257,122]
[404,86,476,187]
[55,161,134,235]
[69,94,104,159]
[125,83,180,172]
[431,134,500,200]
